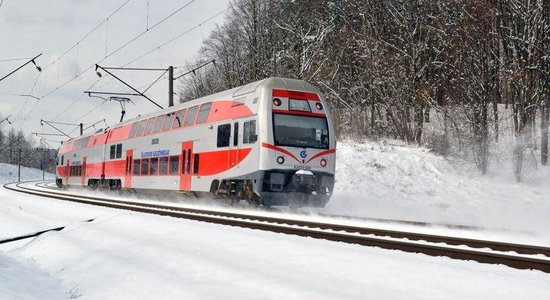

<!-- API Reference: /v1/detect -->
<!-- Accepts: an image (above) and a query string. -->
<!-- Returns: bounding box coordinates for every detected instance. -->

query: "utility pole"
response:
[168,66,174,107]
[17,143,21,182]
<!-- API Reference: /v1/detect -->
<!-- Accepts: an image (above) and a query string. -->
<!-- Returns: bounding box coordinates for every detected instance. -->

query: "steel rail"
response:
[4,181,550,273]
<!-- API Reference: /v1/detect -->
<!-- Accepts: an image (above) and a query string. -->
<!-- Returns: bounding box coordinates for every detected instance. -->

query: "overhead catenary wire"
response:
[39,0,199,101]
[41,1,228,136]
[40,0,132,73]
[123,7,229,67]
[0,57,33,63]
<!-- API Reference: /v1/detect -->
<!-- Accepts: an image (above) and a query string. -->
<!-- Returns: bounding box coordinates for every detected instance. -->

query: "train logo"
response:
[300,150,308,159]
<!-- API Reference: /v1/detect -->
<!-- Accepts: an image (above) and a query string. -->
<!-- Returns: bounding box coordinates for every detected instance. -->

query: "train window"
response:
[116,144,122,159]
[184,106,198,126]
[153,115,164,133]
[169,156,179,175]
[110,145,116,159]
[196,102,212,124]
[133,159,141,175]
[173,109,186,129]
[141,159,149,175]
[163,113,175,131]
[217,124,231,147]
[150,157,159,175]
[159,157,168,175]
[243,120,257,144]
[187,149,192,174]
[193,154,200,174]
[145,117,155,135]
[273,114,329,149]
[61,156,64,165]
[233,122,239,146]
[136,120,147,136]
[129,122,139,138]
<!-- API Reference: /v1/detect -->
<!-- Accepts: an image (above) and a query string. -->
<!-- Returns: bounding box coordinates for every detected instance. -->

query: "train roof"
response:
[118,77,321,125]
[64,77,321,144]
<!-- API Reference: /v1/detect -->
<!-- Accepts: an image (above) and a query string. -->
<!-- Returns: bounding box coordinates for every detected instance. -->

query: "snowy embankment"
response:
[327,140,550,238]
[1,143,550,299]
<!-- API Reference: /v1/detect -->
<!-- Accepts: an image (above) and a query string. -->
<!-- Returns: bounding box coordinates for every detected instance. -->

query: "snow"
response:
[1,142,550,299]
[326,140,550,242]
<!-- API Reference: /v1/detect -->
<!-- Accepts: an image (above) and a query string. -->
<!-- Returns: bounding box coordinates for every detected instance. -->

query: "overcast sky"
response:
[0,0,230,145]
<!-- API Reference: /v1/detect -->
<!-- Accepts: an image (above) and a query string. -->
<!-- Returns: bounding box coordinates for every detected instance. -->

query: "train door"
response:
[229,121,240,169]
[180,141,193,191]
[124,150,134,188]
[65,159,70,185]
[81,157,87,186]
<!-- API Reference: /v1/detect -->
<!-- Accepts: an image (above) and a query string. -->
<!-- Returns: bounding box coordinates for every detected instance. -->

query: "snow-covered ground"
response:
[327,140,550,240]
[1,140,550,299]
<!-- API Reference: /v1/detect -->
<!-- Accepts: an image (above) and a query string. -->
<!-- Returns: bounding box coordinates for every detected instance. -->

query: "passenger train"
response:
[56,77,336,207]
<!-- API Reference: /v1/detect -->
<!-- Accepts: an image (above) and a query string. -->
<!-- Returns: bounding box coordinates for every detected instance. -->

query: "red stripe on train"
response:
[272,89,320,101]
[305,149,336,164]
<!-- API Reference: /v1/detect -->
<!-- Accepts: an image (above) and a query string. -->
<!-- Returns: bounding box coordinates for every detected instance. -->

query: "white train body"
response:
[56,77,336,206]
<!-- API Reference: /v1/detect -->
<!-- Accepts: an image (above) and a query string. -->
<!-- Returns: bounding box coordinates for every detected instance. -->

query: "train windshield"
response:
[273,113,329,149]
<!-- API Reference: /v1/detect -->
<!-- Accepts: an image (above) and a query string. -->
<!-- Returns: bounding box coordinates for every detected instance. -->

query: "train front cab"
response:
[254,80,336,207]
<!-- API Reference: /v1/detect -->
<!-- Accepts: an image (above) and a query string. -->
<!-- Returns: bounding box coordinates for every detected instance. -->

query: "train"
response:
[55,77,336,207]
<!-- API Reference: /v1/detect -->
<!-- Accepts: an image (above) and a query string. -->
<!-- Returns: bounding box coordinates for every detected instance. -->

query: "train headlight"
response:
[320,158,327,167]
[273,98,282,106]
[277,156,285,164]
[315,102,323,110]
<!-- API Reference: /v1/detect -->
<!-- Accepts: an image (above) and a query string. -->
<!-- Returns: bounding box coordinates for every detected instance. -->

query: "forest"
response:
[0,123,57,174]
[178,0,549,181]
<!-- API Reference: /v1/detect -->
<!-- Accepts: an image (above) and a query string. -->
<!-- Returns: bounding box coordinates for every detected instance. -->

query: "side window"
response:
[61,156,64,165]
[129,122,139,138]
[159,157,168,175]
[169,156,179,175]
[115,144,122,159]
[110,145,116,159]
[136,120,147,136]
[145,117,155,135]
[193,153,200,174]
[187,149,192,174]
[163,113,175,131]
[184,106,198,126]
[133,159,141,175]
[196,102,212,124]
[233,122,239,146]
[217,124,231,147]
[153,115,164,133]
[243,120,257,144]
[173,109,186,129]
[141,159,149,176]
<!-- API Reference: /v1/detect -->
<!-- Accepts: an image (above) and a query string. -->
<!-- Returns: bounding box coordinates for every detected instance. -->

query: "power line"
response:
[40,0,132,73]
[123,7,229,67]
[39,0,199,101]
[0,57,33,63]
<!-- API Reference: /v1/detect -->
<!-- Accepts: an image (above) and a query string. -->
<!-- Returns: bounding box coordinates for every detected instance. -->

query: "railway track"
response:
[4,181,550,273]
